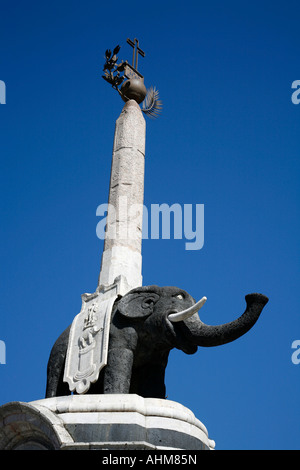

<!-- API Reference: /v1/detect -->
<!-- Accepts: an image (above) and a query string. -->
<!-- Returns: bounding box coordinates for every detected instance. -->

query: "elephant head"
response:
[114,286,269,354]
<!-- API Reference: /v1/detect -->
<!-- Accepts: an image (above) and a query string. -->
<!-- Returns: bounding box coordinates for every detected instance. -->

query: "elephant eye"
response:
[176,294,184,300]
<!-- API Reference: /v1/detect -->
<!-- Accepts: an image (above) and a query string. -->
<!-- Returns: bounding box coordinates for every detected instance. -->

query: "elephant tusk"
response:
[168,297,207,323]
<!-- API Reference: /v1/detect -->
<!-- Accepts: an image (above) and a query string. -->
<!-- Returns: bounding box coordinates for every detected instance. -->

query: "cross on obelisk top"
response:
[126,38,145,72]
[102,37,162,114]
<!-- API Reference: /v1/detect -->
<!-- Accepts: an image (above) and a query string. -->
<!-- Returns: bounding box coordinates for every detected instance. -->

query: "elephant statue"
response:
[46,286,268,399]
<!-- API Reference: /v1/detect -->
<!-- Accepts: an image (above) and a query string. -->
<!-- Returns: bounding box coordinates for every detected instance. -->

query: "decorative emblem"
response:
[63,294,117,394]
[74,303,101,382]
[102,38,162,118]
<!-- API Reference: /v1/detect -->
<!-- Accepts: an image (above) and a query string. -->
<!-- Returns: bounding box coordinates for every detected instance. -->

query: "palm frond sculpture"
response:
[142,86,163,118]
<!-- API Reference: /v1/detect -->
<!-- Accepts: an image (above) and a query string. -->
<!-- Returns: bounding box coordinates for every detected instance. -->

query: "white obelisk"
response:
[98,99,145,295]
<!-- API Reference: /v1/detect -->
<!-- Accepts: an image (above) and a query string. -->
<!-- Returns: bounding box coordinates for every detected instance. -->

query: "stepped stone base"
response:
[0,394,215,450]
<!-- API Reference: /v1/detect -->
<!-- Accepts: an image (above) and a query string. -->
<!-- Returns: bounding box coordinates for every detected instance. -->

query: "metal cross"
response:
[126,38,145,72]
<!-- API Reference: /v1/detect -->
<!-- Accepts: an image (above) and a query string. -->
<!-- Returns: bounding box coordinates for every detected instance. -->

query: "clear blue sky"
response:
[1,0,299,450]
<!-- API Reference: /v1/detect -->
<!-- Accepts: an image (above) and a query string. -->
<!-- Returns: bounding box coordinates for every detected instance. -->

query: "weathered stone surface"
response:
[0,395,215,450]
[0,401,73,450]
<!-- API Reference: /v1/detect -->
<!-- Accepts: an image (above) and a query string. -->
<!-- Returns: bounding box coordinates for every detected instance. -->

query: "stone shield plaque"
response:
[63,293,117,394]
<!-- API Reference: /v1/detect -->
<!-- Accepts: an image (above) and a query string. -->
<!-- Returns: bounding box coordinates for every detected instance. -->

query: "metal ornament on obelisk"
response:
[63,39,162,394]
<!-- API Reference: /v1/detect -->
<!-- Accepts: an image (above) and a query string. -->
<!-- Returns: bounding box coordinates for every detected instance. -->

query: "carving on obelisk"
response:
[64,293,117,394]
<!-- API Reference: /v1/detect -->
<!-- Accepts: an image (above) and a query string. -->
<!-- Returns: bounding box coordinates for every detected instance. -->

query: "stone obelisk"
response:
[98,99,145,295]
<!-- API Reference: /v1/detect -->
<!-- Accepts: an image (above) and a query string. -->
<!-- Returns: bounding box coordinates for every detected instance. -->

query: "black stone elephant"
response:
[46,285,268,399]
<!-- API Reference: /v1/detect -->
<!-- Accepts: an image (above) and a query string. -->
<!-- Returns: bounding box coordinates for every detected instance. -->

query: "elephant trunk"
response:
[181,293,269,347]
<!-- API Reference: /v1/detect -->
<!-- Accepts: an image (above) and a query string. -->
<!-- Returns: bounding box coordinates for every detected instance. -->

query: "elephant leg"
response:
[133,363,167,399]
[45,325,70,398]
[103,348,134,394]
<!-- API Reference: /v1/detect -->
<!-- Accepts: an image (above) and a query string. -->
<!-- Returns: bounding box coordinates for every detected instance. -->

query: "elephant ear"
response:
[117,288,160,319]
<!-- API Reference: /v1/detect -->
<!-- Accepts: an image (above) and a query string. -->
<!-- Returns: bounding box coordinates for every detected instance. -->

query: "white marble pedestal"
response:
[0,394,215,450]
